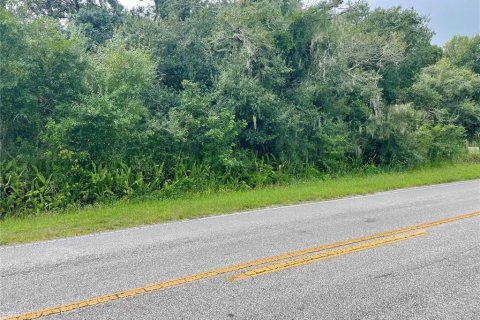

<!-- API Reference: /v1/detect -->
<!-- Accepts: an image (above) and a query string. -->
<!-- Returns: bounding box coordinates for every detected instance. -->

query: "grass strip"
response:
[1,163,479,245]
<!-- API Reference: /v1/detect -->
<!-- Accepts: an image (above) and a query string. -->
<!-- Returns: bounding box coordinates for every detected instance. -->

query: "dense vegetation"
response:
[1,0,479,217]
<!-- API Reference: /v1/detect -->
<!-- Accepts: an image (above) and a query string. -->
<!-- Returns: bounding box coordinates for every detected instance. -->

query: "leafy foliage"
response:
[1,1,476,216]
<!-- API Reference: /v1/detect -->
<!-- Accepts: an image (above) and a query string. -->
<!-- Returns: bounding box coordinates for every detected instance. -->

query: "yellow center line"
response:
[2,210,479,320]
[228,230,427,281]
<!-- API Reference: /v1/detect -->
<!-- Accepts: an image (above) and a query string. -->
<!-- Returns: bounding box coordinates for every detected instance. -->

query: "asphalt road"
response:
[1,180,479,320]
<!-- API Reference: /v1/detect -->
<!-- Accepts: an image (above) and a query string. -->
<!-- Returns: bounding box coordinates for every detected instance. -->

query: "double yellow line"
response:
[3,210,479,320]
[228,230,426,281]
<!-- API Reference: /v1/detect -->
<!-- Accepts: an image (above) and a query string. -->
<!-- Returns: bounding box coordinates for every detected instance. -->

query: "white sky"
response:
[118,0,480,45]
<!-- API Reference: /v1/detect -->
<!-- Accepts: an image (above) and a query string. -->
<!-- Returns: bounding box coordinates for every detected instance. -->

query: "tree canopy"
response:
[1,0,478,216]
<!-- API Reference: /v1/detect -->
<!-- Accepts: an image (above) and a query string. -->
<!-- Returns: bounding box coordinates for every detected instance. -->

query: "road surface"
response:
[1,180,479,319]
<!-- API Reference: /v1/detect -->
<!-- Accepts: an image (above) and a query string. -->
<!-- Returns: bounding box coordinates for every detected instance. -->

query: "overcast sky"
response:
[118,0,480,46]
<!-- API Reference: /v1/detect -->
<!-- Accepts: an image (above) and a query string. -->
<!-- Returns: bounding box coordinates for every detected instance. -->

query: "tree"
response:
[9,0,122,18]
[416,124,466,162]
[168,81,243,169]
[3,0,477,216]
[444,35,480,74]
[364,104,426,165]
[153,0,204,21]
[121,7,217,90]
[361,6,441,103]
[47,37,157,162]
[210,0,292,91]
[0,10,87,160]
[73,4,123,48]
[411,59,480,140]
[214,66,287,157]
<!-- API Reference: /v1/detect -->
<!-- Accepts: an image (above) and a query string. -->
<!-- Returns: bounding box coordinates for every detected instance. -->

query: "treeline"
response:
[1,0,479,216]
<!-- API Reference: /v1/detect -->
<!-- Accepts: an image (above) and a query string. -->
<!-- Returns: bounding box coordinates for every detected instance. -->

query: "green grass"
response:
[1,163,479,245]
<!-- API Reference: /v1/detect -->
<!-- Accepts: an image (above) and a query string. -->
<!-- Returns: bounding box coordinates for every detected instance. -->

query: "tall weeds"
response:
[0,154,313,217]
